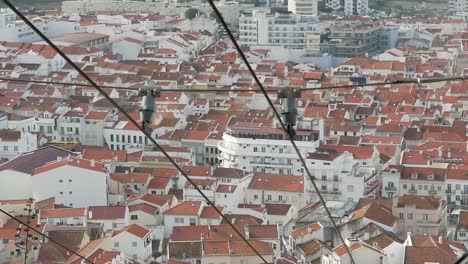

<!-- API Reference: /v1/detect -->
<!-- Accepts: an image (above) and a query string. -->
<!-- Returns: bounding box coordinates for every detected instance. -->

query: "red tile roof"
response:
[163,201,203,215]
[112,224,150,239]
[33,157,105,175]
[40,208,86,219]
[248,173,304,193]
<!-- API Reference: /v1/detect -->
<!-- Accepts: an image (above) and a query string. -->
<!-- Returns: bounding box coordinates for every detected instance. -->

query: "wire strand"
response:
[0,1,269,262]
[0,208,95,264]
[0,76,464,93]
[207,1,357,263]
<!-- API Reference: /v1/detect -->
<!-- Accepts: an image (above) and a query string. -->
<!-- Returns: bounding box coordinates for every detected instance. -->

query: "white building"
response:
[0,146,75,200]
[0,130,38,159]
[31,157,108,208]
[344,0,369,16]
[288,0,319,16]
[0,10,81,42]
[246,173,307,208]
[238,11,324,52]
[163,201,204,238]
[111,224,152,263]
[306,150,379,202]
[218,122,319,176]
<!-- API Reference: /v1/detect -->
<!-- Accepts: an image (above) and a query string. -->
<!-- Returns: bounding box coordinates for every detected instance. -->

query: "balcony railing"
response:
[409,189,417,193]
[385,186,397,191]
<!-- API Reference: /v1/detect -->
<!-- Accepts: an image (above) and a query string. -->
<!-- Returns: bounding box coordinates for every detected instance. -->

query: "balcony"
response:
[429,190,437,195]
[385,185,397,191]
[417,219,442,227]
[409,189,417,193]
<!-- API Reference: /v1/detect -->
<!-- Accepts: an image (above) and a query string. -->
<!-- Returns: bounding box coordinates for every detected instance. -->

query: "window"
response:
[59,180,63,183]
[408,213,413,220]
[460,232,466,237]
[399,213,404,219]
[14,146,18,151]
[3,146,7,151]
[437,186,442,191]
[59,192,63,195]
[423,214,428,221]
[112,223,117,229]
[114,242,119,248]
[254,194,258,200]
[322,185,327,191]
[132,242,137,247]
[348,185,354,191]
[457,184,461,190]
[322,175,327,181]
[131,215,138,220]
[403,184,407,189]
[69,191,72,194]
[175,217,185,224]
[253,147,258,152]
[279,195,283,201]
[267,194,272,201]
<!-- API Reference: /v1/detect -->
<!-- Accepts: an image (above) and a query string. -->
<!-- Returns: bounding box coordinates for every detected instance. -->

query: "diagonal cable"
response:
[0,76,465,93]
[0,0,269,262]
[0,208,95,264]
[207,1,357,263]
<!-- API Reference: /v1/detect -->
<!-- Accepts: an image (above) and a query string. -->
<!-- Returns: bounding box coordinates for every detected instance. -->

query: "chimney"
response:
[438,236,442,244]
[245,225,250,239]
[88,211,93,219]
[90,159,95,167]
[231,218,236,224]
[448,144,452,158]
[125,170,129,174]
[228,185,232,192]
[438,146,443,157]
[307,226,312,233]
[373,242,379,249]
[192,203,195,207]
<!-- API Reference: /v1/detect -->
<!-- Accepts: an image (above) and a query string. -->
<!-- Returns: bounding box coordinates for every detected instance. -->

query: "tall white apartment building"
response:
[288,0,319,16]
[344,0,369,16]
[325,0,368,15]
[451,0,468,17]
[217,122,320,176]
[238,11,323,51]
[326,0,342,11]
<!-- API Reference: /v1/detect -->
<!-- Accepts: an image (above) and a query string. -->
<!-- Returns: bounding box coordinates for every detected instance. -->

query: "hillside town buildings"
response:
[0,1,467,263]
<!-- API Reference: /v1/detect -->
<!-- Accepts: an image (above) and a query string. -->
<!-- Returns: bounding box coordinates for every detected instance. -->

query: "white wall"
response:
[112,231,152,262]
[0,170,32,200]
[32,165,107,208]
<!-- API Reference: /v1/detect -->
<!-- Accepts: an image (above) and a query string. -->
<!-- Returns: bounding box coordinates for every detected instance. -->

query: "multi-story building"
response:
[320,20,381,58]
[239,11,324,52]
[392,195,447,238]
[0,9,81,42]
[446,166,468,211]
[306,150,378,202]
[31,157,108,208]
[56,111,84,143]
[326,0,343,11]
[450,0,468,18]
[0,130,38,159]
[217,122,319,176]
[344,0,368,16]
[382,166,447,200]
[288,0,319,16]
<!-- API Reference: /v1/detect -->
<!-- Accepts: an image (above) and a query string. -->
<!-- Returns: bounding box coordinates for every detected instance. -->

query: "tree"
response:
[185,8,201,20]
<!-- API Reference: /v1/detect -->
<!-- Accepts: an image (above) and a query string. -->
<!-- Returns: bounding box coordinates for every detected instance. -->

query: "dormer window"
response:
[428,173,434,181]
[411,172,418,180]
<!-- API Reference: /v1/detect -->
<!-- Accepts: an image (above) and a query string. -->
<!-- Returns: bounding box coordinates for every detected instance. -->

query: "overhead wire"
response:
[0,0,269,263]
[0,208,95,264]
[206,1,361,263]
[0,75,465,93]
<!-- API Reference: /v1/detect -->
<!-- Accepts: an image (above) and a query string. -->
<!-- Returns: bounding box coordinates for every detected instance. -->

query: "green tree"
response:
[185,8,201,20]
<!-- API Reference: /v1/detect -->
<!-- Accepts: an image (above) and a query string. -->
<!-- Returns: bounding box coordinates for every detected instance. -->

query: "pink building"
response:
[392,195,447,238]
